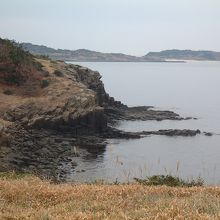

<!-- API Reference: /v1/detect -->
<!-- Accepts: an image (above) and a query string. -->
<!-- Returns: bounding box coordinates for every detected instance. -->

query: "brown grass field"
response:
[0,175,220,220]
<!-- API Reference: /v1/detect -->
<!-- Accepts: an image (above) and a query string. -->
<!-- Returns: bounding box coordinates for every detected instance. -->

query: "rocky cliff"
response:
[0,38,113,133]
[1,59,109,133]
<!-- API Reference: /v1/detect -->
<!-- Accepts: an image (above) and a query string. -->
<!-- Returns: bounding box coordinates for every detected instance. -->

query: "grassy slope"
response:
[0,176,219,220]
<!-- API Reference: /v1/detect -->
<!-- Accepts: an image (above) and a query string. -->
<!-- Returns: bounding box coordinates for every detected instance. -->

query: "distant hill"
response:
[144,49,220,61]
[21,43,220,62]
[21,43,139,62]
[21,43,165,62]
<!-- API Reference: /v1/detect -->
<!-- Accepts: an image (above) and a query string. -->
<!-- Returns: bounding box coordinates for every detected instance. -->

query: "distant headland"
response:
[21,43,220,62]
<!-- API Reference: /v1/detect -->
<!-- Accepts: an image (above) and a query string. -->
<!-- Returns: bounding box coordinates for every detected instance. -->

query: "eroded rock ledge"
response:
[103,128,202,139]
[105,106,188,122]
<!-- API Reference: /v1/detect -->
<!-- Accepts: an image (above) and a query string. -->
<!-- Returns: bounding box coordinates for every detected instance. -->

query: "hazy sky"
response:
[1,0,220,55]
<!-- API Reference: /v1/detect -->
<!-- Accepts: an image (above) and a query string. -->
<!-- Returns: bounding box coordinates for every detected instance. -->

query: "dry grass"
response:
[0,176,220,219]
[35,58,55,74]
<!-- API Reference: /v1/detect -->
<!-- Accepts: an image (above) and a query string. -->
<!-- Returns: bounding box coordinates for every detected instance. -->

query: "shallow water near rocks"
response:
[66,61,220,184]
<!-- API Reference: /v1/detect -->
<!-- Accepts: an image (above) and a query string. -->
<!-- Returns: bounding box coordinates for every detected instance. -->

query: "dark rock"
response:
[105,106,184,123]
[102,128,202,139]
[161,129,200,136]
[204,132,213,136]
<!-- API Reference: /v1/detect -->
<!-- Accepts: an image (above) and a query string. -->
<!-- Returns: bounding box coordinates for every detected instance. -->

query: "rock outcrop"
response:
[1,60,108,133]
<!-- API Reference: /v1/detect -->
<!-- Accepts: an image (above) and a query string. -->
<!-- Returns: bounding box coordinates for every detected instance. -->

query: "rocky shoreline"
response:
[0,107,207,182]
[0,40,210,180]
[0,124,204,181]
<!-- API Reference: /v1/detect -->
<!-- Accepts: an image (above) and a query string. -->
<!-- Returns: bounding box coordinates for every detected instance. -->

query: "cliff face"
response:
[1,60,110,133]
[0,39,114,134]
[71,65,126,108]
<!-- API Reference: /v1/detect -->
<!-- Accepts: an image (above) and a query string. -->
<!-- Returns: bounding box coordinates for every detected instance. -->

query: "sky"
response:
[0,0,220,55]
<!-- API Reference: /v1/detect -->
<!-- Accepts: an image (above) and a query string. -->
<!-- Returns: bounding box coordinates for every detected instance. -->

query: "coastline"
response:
[0,39,217,183]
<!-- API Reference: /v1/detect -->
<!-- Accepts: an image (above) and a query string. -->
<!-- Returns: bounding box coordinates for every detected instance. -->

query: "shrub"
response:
[34,61,44,71]
[9,43,33,66]
[4,75,21,85]
[0,172,32,180]
[134,175,204,187]
[41,79,49,88]
[36,54,50,60]
[3,89,13,95]
[0,39,46,87]
[74,64,82,68]
[53,70,64,77]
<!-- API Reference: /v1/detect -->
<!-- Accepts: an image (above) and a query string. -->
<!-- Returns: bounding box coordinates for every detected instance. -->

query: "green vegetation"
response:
[3,89,14,95]
[35,54,51,60]
[4,74,21,85]
[134,175,204,187]
[41,79,50,88]
[9,43,30,65]
[53,70,64,77]
[0,38,44,86]
[35,61,44,71]
[0,172,32,180]
[0,38,34,66]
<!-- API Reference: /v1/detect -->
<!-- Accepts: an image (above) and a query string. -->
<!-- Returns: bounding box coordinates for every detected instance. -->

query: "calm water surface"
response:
[68,61,220,184]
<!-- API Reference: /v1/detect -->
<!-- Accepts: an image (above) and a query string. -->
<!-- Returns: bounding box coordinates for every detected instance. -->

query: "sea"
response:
[67,61,220,184]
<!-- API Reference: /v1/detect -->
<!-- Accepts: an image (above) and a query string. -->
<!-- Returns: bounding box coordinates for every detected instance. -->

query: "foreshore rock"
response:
[0,124,202,180]
[140,129,201,137]
[105,106,185,122]
[0,125,106,179]
[102,128,201,139]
